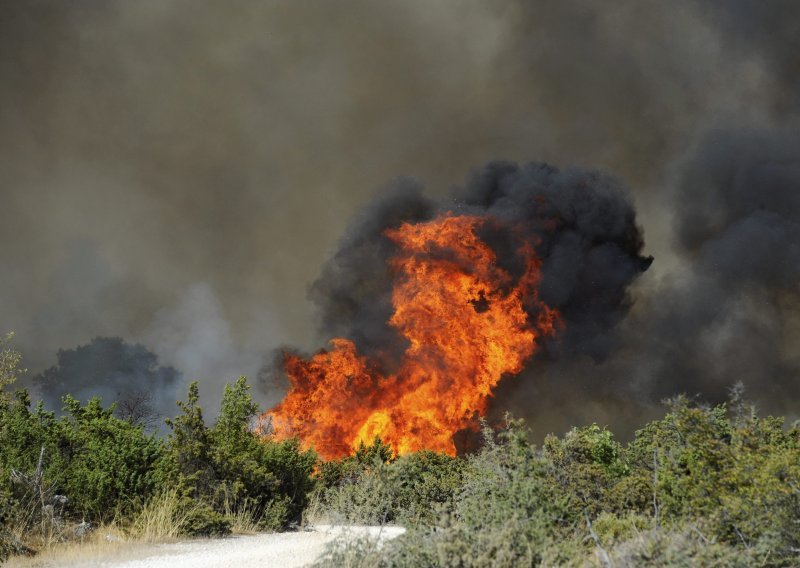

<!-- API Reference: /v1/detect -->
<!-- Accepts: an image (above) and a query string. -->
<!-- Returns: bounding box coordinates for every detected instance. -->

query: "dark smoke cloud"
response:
[35,337,182,427]
[0,0,797,434]
[497,126,800,438]
[457,162,653,361]
[308,180,435,365]
[639,127,800,404]
[303,160,651,388]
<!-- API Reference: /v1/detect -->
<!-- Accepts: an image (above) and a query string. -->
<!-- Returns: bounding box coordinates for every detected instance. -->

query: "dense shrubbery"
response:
[3,331,800,567]
[314,396,800,567]
[157,378,317,534]
[313,439,465,526]
[0,334,316,557]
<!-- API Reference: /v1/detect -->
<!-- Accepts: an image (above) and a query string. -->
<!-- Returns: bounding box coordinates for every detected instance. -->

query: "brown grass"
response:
[4,490,268,566]
[4,525,148,568]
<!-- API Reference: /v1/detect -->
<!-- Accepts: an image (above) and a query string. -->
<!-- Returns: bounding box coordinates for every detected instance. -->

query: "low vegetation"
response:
[2,332,799,566]
[312,393,800,567]
[0,333,316,562]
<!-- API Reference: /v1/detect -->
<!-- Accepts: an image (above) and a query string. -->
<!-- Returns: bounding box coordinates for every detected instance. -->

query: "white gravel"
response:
[92,525,405,568]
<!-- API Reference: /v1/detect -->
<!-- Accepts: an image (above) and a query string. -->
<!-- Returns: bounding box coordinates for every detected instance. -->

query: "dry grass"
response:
[4,490,272,566]
[301,491,329,527]
[3,490,188,566]
[222,498,261,535]
[3,525,147,568]
[129,488,192,542]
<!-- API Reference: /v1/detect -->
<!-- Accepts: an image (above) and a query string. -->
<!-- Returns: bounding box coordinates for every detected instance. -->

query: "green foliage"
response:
[314,439,464,526]
[0,332,25,402]
[160,378,317,531]
[315,401,800,568]
[385,451,464,524]
[0,370,317,558]
[160,381,216,499]
[3,337,800,567]
[180,502,232,537]
[621,395,800,563]
[426,418,579,567]
[597,528,766,568]
[0,391,161,521]
[543,423,627,515]
[55,395,163,519]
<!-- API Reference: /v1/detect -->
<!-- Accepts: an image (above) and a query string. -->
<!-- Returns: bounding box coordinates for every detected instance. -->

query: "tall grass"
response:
[129,489,193,542]
[221,495,261,535]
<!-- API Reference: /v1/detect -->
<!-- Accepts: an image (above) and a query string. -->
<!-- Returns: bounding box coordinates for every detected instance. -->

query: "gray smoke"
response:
[496,126,800,437]
[35,337,182,427]
[640,127,800,405]
[0,1,797,434]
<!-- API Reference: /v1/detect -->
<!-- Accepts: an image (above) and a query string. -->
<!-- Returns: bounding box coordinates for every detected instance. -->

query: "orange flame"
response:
[266,214,560,459]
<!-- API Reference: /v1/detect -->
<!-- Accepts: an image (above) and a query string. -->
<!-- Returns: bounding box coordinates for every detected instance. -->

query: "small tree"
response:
[0,333,25,403]
[163,382,215,498]
[160,378,316,531]
[210,377,316,529]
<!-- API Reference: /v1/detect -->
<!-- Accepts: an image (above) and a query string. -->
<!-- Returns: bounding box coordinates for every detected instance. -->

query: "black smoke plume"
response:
[495,126,800,436]
[309,160,652,376]
[637,127,800,405]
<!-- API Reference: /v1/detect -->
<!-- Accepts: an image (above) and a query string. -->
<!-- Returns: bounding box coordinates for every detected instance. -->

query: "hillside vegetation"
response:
[2,334,799,566]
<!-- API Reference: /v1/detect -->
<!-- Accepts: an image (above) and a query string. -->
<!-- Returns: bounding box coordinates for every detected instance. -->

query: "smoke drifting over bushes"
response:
[35,337,182,424]
[1,1,798,434]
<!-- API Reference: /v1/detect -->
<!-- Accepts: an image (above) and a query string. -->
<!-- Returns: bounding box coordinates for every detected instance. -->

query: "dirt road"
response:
[107,526,403,568]
[8,525,405,568]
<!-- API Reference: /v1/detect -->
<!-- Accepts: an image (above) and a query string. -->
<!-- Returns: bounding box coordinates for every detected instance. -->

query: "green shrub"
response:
[159,378,317,531]
[55,395,163,519]
[543,423,627,516]
[0,332,24,402]
[0,390,161,524]
[601,528,764,568]
[623,396,800,562]
[313,439,463,526]
[180,502,232,537]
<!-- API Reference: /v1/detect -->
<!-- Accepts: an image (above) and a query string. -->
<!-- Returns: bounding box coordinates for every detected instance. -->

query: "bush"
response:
[0,332,24,402]
[543,424,628,515]
[601,528,764,568]
[314,398,800,568]
[313,439,463,526]
[0,372,318,558]
[623,396,800,562]
[0,390,162,527]
[55,396,163,519]
[159,378,317,531]
[181,502,232,537]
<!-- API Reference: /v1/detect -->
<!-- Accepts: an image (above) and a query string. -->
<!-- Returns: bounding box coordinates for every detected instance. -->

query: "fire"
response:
[266,214,560,459]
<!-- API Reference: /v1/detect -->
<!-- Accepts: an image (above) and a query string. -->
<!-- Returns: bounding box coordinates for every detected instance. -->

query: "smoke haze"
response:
[1,1,797,432]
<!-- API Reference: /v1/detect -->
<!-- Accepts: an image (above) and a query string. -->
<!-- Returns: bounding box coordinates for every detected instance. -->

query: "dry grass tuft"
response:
[129,489,192,542]
[222,497,261,535]
[4,525,142,568]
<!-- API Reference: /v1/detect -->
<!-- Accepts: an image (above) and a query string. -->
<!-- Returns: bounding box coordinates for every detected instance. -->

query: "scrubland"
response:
[2,332,799,566]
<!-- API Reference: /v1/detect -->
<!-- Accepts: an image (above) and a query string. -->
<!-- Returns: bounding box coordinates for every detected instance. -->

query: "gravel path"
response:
[91,525,405,568]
